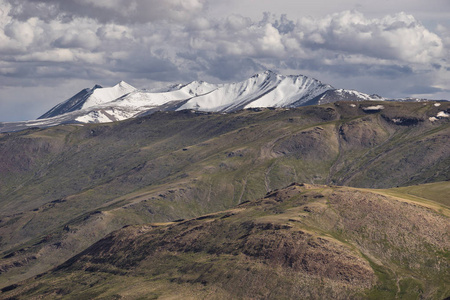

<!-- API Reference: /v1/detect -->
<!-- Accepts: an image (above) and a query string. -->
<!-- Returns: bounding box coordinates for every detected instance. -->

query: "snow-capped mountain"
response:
[175,71,333,111]
[0,71,389,132]
[34,71,339,125]
[39,81,137,119]
[314,89,385,105]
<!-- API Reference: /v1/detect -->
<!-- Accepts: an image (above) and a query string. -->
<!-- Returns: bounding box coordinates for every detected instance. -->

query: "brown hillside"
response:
[2,183,448,299]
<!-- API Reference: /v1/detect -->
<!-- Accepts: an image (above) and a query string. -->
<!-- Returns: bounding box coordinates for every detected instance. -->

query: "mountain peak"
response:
[263,69,277,75]
[114,81,135,90]
[253,70,279,78]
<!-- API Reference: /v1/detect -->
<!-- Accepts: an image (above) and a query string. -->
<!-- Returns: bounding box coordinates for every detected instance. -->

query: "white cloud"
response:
[4,19,35,46]
[186,17,211,31]
[225,15,252,31]
[182,10,443,66]
[74,51,106,64]
[2,1,444,65]
[1,16,43,53]
[259,24,285,56]
[53,29,100,50]
[436,24,450,56]
[16,49,75,62]
[297,11,444,64]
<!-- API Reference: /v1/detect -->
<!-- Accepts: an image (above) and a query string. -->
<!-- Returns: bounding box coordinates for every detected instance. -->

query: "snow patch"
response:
[362,105,384,111]
[437,111,449,118]
[434,103,441,107]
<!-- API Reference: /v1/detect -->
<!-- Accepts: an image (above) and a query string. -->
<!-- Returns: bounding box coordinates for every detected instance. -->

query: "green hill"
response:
[0,101,449,289]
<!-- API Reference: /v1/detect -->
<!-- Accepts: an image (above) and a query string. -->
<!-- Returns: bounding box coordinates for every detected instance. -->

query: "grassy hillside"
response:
[0,101,449,288]
[377,181,450,207]
[2,183,449,299]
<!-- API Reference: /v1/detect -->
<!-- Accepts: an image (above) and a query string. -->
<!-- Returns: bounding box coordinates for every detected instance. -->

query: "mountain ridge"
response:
[1,71,395,133]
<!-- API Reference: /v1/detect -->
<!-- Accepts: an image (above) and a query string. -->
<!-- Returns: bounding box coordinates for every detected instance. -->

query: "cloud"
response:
[2,0,445,67]
[403,85,448,95]
[259,23,285,56]
[298,11,444,64]
[1,3,446,77]
[52,29,100,50]
[16,49,75,62]
[6,0,207,24]
[204,56,262,81]
[182,10,445,69]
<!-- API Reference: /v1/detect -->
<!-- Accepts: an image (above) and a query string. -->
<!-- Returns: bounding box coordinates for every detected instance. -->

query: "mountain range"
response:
[0,71,389,133]
[0,71,449,299]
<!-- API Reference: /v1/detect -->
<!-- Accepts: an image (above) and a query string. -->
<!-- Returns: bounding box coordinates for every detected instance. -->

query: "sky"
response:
[0,0,449,121]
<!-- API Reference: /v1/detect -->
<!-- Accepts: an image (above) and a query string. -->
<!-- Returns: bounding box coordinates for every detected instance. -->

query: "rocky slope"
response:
[0,101,449,290]
[2,183,449,299]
